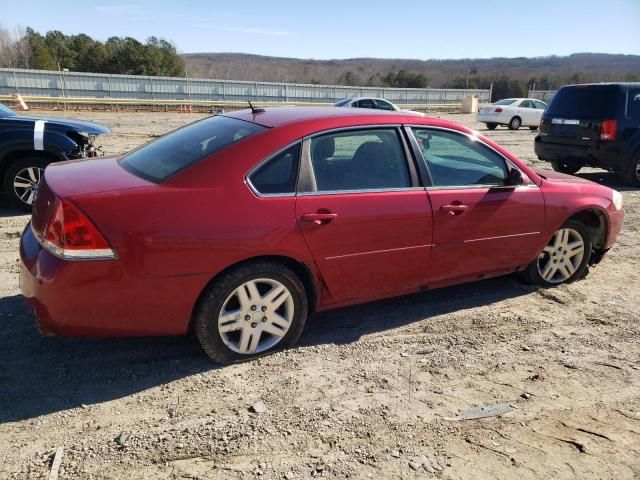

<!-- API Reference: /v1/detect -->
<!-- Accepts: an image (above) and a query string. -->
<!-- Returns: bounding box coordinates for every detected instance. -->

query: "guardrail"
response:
[528,89,558,102]
[0,95,466,113]
[0,68,491,108]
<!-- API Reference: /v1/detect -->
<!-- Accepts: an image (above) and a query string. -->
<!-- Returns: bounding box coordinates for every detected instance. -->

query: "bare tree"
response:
[0,25,31,68]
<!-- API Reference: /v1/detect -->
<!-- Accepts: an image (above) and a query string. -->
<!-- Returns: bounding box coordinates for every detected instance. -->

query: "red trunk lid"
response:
[44,156,152,198]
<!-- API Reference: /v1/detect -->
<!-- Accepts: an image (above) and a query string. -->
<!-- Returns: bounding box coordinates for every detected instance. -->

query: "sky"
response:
[2,0,639,60]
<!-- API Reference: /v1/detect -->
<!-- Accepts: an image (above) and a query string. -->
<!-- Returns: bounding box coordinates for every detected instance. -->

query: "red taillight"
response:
[36,199,116,260]
[495,107,503,112]
[600,120,617,141]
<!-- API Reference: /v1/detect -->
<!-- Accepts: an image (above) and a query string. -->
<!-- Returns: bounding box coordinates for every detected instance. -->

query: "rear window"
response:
[546,85,619,119]
[120,116,265,182]
[627,89,640,120]
[494,99,516,105]
[334,99,351,107]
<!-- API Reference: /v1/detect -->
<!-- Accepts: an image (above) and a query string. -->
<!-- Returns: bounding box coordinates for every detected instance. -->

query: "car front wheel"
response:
[195,261,308,363]
[520,220,592,286]
[3,157,47,212]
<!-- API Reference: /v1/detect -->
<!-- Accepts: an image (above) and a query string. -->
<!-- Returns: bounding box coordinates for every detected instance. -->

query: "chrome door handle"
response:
[301,213,338,225]
[441,204,468,216]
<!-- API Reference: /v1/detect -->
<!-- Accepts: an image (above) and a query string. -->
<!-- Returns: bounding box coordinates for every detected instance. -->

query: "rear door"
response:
[409,127,544,284]
[295,127,433,305]
[518,100,536,125]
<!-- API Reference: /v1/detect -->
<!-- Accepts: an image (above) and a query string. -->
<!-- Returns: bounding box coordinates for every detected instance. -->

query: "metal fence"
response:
[0,68,491,106]
[528,89,558,102]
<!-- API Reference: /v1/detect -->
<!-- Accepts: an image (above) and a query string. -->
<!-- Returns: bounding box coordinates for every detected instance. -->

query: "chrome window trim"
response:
[405,125,539,190]
[298,187,426,197]
[244,140,302,198]
[300,125,416,194]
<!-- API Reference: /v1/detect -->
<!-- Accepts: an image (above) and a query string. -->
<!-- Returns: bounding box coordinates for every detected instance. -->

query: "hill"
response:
[183,52,640,90]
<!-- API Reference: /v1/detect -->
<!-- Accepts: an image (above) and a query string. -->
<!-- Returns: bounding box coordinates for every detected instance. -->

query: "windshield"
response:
[120,115,266,182]
[494,99,517,106]
[546,85,619,119]
[0,103,16,117]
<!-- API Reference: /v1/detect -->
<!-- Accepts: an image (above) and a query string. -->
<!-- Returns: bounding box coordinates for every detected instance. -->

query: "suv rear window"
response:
[120,116,265,182]
[546,85,619,119]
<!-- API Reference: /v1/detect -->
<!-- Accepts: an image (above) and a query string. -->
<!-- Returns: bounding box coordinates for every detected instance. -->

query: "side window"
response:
[413,129,508,187]
[627,89,640,120]
[309,129,411,192]
[356,99,375,109]
[534,100,547,110]
[249,144,300,194]
[374,100,395,111]
[520,100,533,108]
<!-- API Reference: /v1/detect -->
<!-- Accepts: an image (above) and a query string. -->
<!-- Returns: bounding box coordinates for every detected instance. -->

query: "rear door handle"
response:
[301,212,338,225]
[441,204,468,216]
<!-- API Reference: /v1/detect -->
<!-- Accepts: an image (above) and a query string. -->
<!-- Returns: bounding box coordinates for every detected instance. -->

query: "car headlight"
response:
[612,190,623,210]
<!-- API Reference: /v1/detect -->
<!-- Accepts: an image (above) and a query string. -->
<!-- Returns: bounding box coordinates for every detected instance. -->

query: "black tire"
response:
[529,126,539,131]
[2,156,48,212]
[622,155,640,187]
[550,159,581,175]
[486,123,498,130]
[519,219,592,287]
[194,261,309,364]
[508,116,521,130]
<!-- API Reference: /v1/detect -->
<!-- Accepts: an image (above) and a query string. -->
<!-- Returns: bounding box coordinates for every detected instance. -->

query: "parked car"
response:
[535,83,640,185]
[476,98,547,130]
[334,97,424,115]
[20,107,624,363]
[0,102,110,210]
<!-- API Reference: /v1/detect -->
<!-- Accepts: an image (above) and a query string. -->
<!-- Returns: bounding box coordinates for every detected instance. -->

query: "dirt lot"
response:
[0,111,638,480]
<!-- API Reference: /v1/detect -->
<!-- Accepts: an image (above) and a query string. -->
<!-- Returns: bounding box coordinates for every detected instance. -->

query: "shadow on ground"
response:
[0,276,534,423]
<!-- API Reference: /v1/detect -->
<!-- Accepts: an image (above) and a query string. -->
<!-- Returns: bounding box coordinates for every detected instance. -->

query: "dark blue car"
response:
[0,102,110,210]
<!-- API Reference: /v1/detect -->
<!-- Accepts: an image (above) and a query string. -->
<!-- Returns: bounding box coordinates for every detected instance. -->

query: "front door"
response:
[295,127,433,305]
[410,127,544,285]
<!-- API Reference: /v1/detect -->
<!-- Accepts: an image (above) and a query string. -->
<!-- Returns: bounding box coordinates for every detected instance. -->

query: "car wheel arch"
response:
[0,149,60,193]
[188,255,320,332]
[565,208,609,253]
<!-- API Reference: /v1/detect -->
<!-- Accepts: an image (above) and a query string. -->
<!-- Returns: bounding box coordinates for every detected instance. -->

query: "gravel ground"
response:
[0,111,638,480]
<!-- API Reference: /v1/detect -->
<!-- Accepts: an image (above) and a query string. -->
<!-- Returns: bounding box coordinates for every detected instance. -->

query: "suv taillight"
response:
[600,120,617,141]
[34,199,116,260]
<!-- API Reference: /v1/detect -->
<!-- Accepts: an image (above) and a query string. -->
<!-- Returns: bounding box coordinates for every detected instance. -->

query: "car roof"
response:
[224,106,411,128]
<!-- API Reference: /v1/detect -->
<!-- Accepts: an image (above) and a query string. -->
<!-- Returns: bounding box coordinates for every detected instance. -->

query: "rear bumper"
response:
[19,222,205,337]
[534,137,628,171]
[476,113,503,124]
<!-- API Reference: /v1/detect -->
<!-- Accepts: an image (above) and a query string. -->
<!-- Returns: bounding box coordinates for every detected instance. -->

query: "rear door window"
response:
[534,100,547,110]
[520,100,533,108]
[356,99,376,109]
[120,116,265,182]
[308,129,411,191]
[374,99,395,111]
[627,89,640,120]
[545,85,619,119]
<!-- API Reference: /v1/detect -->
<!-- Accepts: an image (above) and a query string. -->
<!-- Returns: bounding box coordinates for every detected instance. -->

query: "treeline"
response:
[0,26,185,76]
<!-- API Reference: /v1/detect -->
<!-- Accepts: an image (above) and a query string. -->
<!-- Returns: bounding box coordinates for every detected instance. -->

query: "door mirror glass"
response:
[506,167,523,186]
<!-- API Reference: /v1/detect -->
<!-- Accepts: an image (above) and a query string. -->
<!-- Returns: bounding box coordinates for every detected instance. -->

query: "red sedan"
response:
[20,107,624,363]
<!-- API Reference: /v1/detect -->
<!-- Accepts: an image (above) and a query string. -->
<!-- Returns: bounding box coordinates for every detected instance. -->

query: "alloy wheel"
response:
[13,167,43,206]
[537,228,585,284]
[218,278,294,354]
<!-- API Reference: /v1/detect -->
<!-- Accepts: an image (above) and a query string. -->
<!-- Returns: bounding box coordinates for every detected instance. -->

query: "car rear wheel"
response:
[622,155,640,187]
[519,220,592,286]
[3,157,47,212]
[486,123,498,130]
[508,117,521,130]
[550,159,581,175]
[194,261,308,364]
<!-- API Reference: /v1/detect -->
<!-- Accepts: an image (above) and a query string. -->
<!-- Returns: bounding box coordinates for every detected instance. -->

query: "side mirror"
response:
[506,168,523,186]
